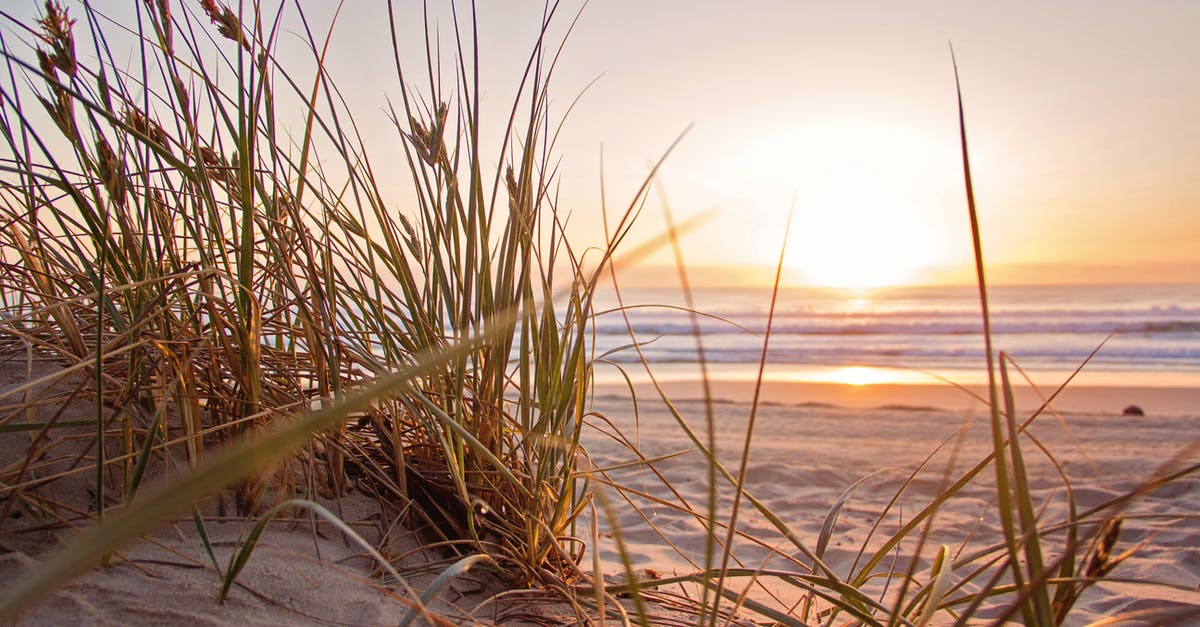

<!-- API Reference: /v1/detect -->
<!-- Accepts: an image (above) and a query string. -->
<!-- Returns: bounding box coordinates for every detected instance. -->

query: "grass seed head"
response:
[36,1,76,78]
[143,0,174,53]
[407,102,449,166]
[123,107,173,155]
[505,165,520,211]
[170,75,191,120]
[1086,516,1123,578]
[33,3,79,141]
[398,213,421,256]
[200,0,251,53]
[148,189,174,241]
[36,91,76,140]
[95,135,127,209]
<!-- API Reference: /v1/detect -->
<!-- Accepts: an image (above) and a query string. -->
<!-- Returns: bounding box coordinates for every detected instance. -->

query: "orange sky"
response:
[32,1,1198,288]
[538,1,1200,288]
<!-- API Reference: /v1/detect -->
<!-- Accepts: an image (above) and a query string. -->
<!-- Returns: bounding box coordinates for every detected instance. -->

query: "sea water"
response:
[587,283,1200,388]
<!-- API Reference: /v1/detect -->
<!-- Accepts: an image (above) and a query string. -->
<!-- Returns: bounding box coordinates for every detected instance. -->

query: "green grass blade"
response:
[819,468,897,564]
[190,507,222,575]
[951,45,1030,624]
[398,553,496,627]
[219,498,411,604]
[1000,357,1054,623]
[914,546,953,627]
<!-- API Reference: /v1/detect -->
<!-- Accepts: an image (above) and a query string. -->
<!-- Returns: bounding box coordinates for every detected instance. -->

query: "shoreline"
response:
[594,378,1200,416]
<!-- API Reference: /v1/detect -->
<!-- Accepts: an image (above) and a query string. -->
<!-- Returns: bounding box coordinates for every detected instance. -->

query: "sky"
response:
[358,0,1199,288]
[11,1,1199,288]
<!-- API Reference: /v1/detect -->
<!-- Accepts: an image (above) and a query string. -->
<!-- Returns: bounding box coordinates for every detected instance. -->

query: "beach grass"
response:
[1,2,1197,625]
[0,0,634,613]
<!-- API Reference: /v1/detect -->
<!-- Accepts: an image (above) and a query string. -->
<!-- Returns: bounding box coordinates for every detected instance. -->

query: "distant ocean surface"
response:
[587,284,1200,388]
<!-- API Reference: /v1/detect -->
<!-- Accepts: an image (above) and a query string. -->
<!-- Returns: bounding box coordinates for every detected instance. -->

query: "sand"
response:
[0,359,583,626]
[2,357,1198,625]
[583,386,1200,625]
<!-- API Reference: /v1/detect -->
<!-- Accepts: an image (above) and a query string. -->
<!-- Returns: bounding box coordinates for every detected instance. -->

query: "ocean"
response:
[587,283,1200,389]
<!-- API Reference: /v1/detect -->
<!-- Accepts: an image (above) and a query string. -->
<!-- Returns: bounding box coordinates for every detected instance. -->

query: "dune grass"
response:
[0,0,642,616]
[1,1,1197,625]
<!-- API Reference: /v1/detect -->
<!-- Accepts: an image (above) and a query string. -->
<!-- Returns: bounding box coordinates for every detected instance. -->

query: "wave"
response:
[592,317,1200,338]
[597,347,1200,368]
[591,328,1200,368]
[585,284,1200,374]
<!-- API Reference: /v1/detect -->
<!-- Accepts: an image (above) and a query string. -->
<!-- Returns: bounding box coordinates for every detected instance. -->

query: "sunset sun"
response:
[783,203,941,289]
[734,119,961,290]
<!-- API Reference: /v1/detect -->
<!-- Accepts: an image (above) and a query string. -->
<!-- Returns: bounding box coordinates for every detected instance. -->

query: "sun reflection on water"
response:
[824,366,921,386]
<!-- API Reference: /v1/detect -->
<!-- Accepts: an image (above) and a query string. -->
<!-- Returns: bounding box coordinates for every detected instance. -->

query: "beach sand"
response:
[584,384,1200,624]
[2,359,1198,624]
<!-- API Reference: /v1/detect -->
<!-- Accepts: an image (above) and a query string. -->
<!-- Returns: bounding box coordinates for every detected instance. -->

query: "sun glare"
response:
[780,199,943,289]
[735,118,961,290]
[826,366,916,386]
